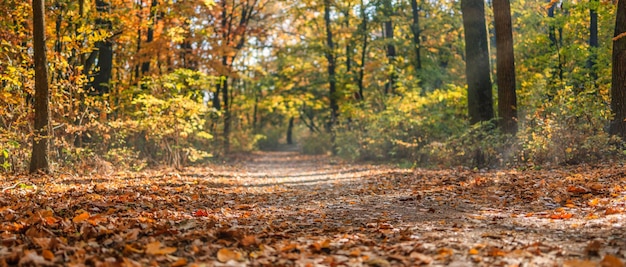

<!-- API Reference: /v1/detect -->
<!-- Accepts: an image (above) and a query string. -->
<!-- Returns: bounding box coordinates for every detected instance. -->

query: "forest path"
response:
[1,152,626,266]
[201,151,626,266]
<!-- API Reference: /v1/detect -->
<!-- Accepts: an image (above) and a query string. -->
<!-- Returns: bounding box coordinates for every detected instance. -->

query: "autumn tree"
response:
[610,0,626,139]
[30,0,50,173]
[493,0,517,135]
[461,0,493,124]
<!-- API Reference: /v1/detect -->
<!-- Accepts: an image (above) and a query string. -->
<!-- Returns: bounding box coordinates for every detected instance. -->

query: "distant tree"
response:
[610,0,626,139]
[30,0,51,173]
[493,0,517,135]
[324,0,339,152]
[461,0,493,124]
[89,0,113,95]
[410,0,422,74]
[381,0,396,94]
[587,0,598,81]
[356,0,369,101]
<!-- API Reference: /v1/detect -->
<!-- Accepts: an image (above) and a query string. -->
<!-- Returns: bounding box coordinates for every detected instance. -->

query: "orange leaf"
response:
[240,235,257,247]
[217,248,243,262]
[567,186,589,194]
[72,212,90,223]
[563,259,598,267]
[145,241,177,255]
[468,248,479,255]
[171,258,188,267]
[600,254,625,267]
[605,207,621,215]
[42,249,54,261]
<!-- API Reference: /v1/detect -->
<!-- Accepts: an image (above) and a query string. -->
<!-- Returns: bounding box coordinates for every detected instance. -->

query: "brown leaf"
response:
[585,240,603,257]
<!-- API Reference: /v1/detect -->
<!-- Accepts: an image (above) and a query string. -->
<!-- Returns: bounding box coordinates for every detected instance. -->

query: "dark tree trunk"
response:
[30,0,51,173]
[493,0,517,135]
[141,0,158,74]
[92,0,113,95]
[324,0,338,137]
[461,0,494,124]
[547,1,563,82]
[609,0,626,139]
[92,40,113,94]
[135,0,142,80]
[356,0,368,101]
[287,117,294,145]
[222,74,230,153]
[382,0,396,95]
[410,0,422,72]
[587,0,598,81]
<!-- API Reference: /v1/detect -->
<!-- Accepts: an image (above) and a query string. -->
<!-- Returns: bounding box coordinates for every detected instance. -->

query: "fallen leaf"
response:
[171,258,188,267]
[601,254,625,267]
[563,259,597,267]
[41,249,54,261]
[145,241,177,255]
[217,248,243,262]
[72,212,90,223]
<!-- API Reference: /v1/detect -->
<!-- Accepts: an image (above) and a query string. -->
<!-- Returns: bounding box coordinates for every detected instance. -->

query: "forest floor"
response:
[1,151,626,266]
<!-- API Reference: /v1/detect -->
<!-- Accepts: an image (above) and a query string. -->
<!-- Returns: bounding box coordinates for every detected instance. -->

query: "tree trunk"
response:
[92,0,113,95]
[493,0,517,135]
[222,75,230,154]
[30,0,51,173]
[141,0,158,74]
[410,0,422,72]
[356,0,368,101]
[547,1,563,82]
[287,117,294,145]
[461,0,494,124]
[587,0,598,81]
[609,0,626,139]
[382,0,396,95]
[324,0,338,144]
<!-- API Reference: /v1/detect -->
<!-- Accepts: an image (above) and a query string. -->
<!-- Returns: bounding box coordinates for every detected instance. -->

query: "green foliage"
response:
[301,133,331,155]
[125,69,216,167]
[335,85,468,162]
[518,82,616,165]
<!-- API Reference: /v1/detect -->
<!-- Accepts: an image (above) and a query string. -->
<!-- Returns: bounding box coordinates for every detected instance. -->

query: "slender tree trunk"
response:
[30,0,51,173]
[493,0,517,135]
[141,0,157,74]
[461,0,494,124]
[135,0,142,80]
[609,0,626,138]
[324,0,338,143]
[382,0,396,95]
[410,0,422,72]
[547,1,564,82]
[587,0,598,81]
[222,74,231,154]
[357,0,368,101]
[92,0,113,95]
[287,117,294,145]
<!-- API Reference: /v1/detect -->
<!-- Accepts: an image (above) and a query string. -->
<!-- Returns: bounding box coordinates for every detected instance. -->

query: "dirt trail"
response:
[206,151,626,266]
[1,151,625,266]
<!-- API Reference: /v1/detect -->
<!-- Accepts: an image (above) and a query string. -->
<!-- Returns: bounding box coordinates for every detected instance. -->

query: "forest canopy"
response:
[1,0,626,173]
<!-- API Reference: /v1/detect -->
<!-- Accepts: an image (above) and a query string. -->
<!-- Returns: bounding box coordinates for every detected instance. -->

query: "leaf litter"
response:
[1,151,625,266]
